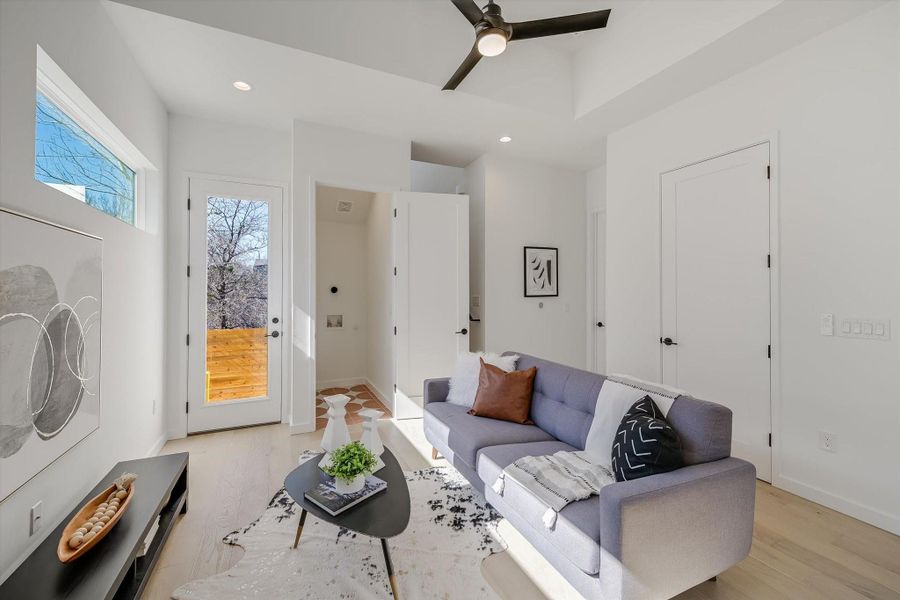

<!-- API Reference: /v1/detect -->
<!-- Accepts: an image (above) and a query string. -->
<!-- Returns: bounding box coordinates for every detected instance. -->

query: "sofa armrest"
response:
[424,377,451,405]
[599,457,756,600]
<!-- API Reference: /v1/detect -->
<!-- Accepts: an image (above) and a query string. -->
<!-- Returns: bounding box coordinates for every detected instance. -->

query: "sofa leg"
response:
[431,447,439,460]
[708,576,718,582]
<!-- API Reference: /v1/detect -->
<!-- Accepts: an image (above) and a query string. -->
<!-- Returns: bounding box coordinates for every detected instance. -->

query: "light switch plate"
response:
[838,318,891,340]
[820,313,834,336]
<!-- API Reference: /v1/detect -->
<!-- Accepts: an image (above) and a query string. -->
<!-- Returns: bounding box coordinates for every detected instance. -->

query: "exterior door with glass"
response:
[187,178,283,433]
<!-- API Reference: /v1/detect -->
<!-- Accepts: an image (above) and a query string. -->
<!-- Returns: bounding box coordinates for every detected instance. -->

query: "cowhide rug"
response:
[172,451,505,599]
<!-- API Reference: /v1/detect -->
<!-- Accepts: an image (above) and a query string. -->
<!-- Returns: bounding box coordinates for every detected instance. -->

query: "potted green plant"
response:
[323,441,378,494]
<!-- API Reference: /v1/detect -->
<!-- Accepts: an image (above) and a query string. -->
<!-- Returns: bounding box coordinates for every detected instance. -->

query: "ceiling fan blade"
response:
[442,44,482,91]
[509,9,611,41]
[451,0,484,25]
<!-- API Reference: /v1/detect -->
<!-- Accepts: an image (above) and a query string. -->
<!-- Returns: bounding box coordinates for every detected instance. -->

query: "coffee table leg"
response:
[292,509,307,549]
[380,538,399,598]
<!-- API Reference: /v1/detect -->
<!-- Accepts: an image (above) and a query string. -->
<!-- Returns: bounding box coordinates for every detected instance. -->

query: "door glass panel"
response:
[205,197,269,403]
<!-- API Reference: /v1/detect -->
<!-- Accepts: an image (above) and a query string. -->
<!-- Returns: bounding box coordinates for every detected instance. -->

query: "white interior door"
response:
[188,178,283,433]
[394,192,469,419]
[660,143,772,481]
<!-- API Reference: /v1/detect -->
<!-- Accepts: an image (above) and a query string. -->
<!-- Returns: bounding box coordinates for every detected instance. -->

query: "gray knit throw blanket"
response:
[491,451,615,529]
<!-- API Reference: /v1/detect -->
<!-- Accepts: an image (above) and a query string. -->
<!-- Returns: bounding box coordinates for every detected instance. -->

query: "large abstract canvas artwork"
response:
[0,208,102,500]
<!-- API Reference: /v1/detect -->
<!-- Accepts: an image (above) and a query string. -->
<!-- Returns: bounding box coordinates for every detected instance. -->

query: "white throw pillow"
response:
[446,352,519,407]
[582,376,680,471]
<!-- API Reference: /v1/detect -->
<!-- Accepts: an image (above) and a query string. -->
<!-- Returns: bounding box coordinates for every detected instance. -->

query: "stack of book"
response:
[304,476,387,516]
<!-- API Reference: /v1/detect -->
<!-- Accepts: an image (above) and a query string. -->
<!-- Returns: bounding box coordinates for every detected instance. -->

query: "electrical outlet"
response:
[30,501,42,536]
[819,431,837,453]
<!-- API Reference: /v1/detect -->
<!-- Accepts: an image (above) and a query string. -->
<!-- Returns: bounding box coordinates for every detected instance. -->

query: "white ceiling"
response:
[106,0,882,169]
[316,185,374,224]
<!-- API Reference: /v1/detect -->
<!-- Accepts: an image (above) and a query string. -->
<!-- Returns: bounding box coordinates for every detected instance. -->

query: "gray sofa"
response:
[423,352,756,600]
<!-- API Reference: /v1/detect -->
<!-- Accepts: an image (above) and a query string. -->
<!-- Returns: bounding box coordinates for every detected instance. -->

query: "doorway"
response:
[660,142,773,481]
[314,185,393,429]
[187,177,284,433]
[312,186,470,425]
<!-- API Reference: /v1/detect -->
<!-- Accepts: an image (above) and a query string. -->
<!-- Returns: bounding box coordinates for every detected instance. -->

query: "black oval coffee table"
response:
[284,447,410,598]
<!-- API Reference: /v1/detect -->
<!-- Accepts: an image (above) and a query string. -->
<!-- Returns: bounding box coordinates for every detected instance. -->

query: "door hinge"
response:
[393,326,397,335]
[766,165,771,180]
[186,265,191,278]
[767,344,771,359]
[768,433,772,447]
[187,197,191,210]
[186,401,189,414]
[186,334,190,346]
[767,254,771,268]
[393,208,397,218]
[393,267,397,276]
[393,383,397,392]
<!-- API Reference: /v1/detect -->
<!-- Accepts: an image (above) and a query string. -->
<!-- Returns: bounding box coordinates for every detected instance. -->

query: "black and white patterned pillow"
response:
[611,395,683,482]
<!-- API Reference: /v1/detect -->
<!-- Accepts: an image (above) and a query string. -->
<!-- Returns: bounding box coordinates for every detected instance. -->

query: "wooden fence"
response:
[206,328,267,403]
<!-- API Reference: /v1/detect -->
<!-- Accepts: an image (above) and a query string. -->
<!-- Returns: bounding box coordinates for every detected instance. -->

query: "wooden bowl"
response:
[57,483,135,563]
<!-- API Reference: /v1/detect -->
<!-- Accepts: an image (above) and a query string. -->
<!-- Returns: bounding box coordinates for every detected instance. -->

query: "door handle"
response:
[660,337,677,346]
[266,331,280,338]
[596,321,604,328]
[455,328,468,335]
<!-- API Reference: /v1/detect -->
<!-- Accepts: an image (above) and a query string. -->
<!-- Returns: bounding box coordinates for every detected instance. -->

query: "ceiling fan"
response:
[443,0,611,90]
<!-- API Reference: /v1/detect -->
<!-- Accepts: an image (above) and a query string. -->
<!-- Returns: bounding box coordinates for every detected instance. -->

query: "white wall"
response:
[411,160,466,194]
[0,0,168,579]
[166,114,292,438]
[479,155,588,368]
[293,120,410,432]
[366,193,395,404]
[315,220,368,385]
[605,4,900,533]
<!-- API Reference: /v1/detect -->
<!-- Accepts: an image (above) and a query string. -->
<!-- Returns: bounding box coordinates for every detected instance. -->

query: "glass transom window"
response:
[34,91,136,225]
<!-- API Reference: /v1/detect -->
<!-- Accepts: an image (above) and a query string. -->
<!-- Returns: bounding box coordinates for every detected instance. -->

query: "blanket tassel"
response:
[542,507,558,529]
[492,474,506,495]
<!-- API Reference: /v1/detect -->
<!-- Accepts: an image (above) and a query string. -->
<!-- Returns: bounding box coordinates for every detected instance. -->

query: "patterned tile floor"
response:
[315,384,392,430]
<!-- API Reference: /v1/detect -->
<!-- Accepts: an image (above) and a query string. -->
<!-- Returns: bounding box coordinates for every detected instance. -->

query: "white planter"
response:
[334,474,365,495]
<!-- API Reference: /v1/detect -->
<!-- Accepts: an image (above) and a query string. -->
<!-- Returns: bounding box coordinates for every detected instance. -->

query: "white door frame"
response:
[185,172,292,432]
[657,132,780,484]
[586,209,606,373]
[307,177,400,426]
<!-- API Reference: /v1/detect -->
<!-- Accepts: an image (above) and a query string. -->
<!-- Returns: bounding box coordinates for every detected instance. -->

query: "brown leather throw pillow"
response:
[468,358,537,424]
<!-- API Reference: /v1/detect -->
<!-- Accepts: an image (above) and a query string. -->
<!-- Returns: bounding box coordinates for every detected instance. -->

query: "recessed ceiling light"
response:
[499,136,512,143]
[233,81,252,92]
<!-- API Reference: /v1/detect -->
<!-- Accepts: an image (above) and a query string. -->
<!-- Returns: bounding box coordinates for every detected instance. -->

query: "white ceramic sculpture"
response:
[319,394,352,470]
[358,408,385,472]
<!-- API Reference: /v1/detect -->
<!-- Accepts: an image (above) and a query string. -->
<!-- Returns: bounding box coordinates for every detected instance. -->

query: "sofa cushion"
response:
[424,402,554,467]
[512,353,605,450]
[509,352,733,467]
[666,396,732,465]
[477,441,603,575]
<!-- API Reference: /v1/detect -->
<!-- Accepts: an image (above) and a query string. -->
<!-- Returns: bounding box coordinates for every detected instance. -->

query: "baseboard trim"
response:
[775,474,900,535]
[315,376,366,390]
[147,433,168,458]
[364,378,392,408]
[289,422,316,435]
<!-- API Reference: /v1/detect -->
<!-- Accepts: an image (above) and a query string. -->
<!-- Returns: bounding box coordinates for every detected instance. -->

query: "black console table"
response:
[0,452,188,600]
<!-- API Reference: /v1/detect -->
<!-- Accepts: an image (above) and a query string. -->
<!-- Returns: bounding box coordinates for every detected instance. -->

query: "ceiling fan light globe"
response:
[477,29,507,57]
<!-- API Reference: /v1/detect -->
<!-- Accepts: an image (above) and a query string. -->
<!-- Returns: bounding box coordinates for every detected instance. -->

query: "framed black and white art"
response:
[523,246,558,297]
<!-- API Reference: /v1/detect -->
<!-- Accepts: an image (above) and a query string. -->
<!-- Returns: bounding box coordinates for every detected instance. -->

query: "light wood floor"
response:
[144,421,900,600]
